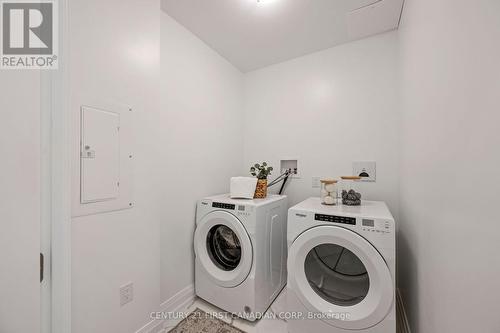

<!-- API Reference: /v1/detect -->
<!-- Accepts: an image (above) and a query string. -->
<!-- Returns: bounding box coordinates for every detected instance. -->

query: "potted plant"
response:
[250,162,273,198]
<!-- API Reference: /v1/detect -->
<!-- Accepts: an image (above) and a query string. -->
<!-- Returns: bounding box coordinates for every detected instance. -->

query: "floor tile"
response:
[167,289,289,333]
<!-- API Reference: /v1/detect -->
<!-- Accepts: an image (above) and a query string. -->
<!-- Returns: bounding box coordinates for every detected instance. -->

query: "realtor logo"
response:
[1,0,58,69]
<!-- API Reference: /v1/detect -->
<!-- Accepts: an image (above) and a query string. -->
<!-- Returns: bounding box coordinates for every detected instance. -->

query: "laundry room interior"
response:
[1,1,499,333]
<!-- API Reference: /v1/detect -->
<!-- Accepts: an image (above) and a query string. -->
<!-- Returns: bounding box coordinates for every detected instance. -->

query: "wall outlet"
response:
[312,177,321,188]
[120,282,134,306]
[353,161,376,182]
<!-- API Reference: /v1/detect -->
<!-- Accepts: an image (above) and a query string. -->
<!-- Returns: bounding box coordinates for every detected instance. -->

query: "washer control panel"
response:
[236,205,252,217]
[315,214,356,225]
[212,202,235,210]
[361,218,392,234]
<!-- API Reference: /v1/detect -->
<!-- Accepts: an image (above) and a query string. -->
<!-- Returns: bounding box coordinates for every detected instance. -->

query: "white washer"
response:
[195,194,288,320]
[287,197,396,333]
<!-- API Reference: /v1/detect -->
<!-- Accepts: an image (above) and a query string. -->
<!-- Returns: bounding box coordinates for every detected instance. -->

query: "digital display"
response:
[362,219,375,227]
[315,214,356,225]
[212,202,235,210]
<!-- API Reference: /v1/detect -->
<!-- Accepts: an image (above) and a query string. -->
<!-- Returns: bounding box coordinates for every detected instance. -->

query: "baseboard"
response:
[135,319,165,333]
[396,289,411,333]
[135,284,195,333]
[159,284,195,314]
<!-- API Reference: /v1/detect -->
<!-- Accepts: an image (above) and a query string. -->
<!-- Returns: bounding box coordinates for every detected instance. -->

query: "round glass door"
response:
[287,225,393,330]
[305,244,369,306]
[194,210,253,287]
[207,224,241,271]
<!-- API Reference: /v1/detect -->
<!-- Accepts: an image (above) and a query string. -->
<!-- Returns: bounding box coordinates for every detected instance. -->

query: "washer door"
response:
[288,226,393,330]
[195,211,253,288]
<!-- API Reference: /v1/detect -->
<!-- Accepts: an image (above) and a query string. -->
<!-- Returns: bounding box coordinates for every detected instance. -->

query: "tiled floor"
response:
[161,288,404,333]
[162,289,288,333]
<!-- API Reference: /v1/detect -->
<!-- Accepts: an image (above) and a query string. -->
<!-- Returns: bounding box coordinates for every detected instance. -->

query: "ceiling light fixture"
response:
[256,0,278,4]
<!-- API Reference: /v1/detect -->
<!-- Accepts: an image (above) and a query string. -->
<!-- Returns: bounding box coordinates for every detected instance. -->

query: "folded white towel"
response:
[230,177,258,199]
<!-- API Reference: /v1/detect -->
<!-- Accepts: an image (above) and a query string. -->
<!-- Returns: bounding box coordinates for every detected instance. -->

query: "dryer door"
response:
[288,225,393,330]
[195,211,253,288]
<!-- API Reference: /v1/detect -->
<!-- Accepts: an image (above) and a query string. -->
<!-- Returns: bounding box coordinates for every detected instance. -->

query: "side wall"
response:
[160,13,244,303]
[398,0,500,332]
[69,1,161,332]
[243,32,400,218]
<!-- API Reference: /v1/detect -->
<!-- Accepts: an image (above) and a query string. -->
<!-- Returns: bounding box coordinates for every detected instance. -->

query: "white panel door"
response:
[80,106,120,203]
[0,71,41,332]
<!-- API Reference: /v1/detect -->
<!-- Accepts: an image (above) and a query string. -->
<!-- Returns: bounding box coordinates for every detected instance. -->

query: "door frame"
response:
[41,0,72,332]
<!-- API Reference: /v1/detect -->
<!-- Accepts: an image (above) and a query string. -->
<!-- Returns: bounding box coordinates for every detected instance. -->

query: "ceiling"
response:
[161,0,404,72]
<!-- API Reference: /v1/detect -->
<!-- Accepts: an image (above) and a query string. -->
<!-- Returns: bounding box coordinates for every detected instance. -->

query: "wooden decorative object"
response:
[254,179,268,198]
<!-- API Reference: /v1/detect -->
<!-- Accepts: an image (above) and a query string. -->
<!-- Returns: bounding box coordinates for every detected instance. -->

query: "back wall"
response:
[243,31,400,219]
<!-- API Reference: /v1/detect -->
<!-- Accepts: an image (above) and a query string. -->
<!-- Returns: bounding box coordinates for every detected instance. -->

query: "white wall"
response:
[243,32,400,217]
[398,0,500,332]
[0,72,41,332]
[64,2,500,332]
[69,1,161,332]
[160,13,244,302]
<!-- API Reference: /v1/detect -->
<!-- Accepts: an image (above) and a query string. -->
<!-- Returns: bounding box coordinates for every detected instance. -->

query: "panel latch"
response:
[40,253,44,283]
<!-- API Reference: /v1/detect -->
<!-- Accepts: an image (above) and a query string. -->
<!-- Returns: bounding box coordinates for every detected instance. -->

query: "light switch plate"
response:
[312,177,321,188]
[353,161,376,182]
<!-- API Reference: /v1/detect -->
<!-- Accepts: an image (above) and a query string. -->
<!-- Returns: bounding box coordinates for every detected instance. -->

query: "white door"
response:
[0,72,41,332]
[194,211,253,287]
[288,226,393,330]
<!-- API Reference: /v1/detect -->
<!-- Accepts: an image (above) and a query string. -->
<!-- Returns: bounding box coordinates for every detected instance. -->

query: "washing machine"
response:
[286,197,395,333]
[194,194,288,320]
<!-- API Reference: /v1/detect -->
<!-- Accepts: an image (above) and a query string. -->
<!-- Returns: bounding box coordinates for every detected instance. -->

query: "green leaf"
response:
[269,167,273,171]
[250,167,255,171]
[254,163,260,168]
[262,162,267,166]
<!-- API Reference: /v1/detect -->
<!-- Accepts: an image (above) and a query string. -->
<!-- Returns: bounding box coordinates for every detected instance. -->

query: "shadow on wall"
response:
[397,205,419,333]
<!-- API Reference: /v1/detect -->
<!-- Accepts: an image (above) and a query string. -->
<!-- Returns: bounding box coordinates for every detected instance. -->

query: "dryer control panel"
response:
[361,218,392,234]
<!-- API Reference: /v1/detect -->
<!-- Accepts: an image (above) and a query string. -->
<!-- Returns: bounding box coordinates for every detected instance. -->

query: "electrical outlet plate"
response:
[120,282,133,306]
[312,177,321,188]
[353,161,376,182]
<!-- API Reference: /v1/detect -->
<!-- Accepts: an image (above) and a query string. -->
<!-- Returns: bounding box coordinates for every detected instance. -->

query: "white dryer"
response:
[194,194,287,320]
[287,197,396,333]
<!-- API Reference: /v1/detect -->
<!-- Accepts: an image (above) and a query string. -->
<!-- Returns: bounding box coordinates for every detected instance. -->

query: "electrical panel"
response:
[80,107,120,203]
[72,103,134,217]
